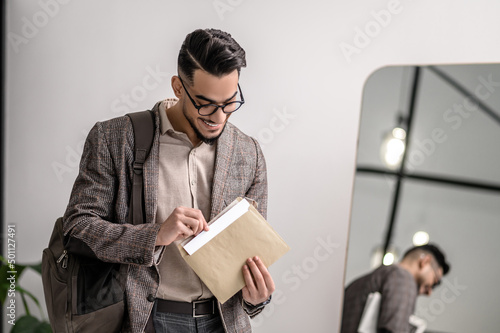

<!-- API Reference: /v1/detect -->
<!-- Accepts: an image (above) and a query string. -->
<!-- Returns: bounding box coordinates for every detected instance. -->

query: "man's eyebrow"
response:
[195,90,238,104]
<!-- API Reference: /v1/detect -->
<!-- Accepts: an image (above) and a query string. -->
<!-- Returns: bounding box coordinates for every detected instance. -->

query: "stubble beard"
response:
[183,108,227,146]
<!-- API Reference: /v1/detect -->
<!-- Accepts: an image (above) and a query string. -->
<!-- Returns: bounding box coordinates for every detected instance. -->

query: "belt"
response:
[156,298,218,318]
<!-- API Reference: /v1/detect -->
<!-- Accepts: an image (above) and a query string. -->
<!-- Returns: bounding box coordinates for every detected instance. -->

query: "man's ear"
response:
[171,76,183,98]
[418,254,431,270]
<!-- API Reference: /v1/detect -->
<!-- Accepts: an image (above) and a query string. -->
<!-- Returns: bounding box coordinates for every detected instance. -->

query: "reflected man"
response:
[341,244,450,333]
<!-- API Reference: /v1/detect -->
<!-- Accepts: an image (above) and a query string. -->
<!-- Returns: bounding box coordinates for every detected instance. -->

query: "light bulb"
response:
[372,246,398,267]
[412,231,429,246]
[383,252,395,266]
[380,127,407,169]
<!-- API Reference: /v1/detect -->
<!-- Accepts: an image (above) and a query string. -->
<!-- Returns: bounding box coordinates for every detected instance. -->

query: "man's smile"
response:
[200,118,224,130]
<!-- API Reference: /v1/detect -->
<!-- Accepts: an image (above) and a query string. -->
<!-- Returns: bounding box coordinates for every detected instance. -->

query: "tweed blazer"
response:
[63,102,268,333]
[341,265,417,333]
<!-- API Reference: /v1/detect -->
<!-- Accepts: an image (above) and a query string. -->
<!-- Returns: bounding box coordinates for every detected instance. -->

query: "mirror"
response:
[344,64,500,333]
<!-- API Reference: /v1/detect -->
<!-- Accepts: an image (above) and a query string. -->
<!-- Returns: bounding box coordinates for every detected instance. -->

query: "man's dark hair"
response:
[178,28,246,85]
[403,243,450,275]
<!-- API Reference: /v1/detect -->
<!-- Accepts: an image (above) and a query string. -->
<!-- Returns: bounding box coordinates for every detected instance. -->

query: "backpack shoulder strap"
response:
[126,110,155,225]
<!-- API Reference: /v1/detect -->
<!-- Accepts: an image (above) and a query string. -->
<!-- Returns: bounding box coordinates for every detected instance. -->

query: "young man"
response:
[63,28,274,333]
[341,244,450,333]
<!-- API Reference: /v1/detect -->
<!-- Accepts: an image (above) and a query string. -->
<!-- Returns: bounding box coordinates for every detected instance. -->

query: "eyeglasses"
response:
[429,262,442,290]
[179,77,245,116]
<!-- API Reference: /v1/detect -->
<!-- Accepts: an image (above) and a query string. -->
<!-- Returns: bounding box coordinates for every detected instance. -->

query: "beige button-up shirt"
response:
[155,98,215,301]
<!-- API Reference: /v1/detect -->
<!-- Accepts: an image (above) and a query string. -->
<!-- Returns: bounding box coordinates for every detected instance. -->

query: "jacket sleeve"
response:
[243,137,269,317]
[378,269,417,332]
[62,119,161,266]
[244,137,268,219]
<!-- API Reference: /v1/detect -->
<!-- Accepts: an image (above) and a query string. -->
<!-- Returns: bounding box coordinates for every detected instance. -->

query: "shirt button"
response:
[147,294,155,302]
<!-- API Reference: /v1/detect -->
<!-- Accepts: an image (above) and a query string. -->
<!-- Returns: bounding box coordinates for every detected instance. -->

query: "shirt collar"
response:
[159,98,210,148]
[159,98,179,135]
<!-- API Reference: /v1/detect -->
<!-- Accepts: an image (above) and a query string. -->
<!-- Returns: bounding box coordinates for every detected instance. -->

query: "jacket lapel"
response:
[210,124,236,220]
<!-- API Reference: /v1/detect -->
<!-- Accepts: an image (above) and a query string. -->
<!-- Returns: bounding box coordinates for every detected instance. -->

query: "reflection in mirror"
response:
[344,64,500,333]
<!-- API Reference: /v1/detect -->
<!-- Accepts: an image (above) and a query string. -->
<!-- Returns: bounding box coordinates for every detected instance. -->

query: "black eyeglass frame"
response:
[178,76,245,116]
[429,261,442,290]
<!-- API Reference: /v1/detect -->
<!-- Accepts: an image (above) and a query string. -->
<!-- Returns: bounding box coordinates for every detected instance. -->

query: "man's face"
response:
[417,258,443,296]
[180,69,240,145]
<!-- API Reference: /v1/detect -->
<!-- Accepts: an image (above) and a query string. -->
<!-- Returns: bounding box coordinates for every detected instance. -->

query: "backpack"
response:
[41,110,155,332]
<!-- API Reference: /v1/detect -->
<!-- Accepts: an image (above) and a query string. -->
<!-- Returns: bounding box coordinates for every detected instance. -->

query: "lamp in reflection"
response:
[382,252,396,266]
[371,246,399,268]
[380,126,407,170]
[412,231,430,246]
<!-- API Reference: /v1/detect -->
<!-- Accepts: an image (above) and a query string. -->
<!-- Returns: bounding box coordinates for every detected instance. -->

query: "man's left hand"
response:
[242,256,275,305]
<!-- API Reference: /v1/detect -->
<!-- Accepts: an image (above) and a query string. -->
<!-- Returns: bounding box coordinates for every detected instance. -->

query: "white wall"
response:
[4,1,500,332]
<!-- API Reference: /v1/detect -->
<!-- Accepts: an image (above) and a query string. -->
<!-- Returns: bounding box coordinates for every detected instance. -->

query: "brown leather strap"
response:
[156,298,218,317]
[126,110,155,225]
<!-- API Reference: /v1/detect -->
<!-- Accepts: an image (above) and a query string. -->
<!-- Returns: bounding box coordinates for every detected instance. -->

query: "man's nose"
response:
[209,106,227,122]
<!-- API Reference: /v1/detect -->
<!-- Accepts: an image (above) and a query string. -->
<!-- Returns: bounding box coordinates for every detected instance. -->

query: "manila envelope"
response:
[178,198,290,304]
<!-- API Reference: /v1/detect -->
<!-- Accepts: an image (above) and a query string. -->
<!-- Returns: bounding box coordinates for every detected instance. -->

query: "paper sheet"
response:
[182,199,250,255]
[358,292,381,333]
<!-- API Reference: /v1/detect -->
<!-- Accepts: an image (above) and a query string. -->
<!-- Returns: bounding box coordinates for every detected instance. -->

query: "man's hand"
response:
[242,256,275,305]
[155,207,209,246]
